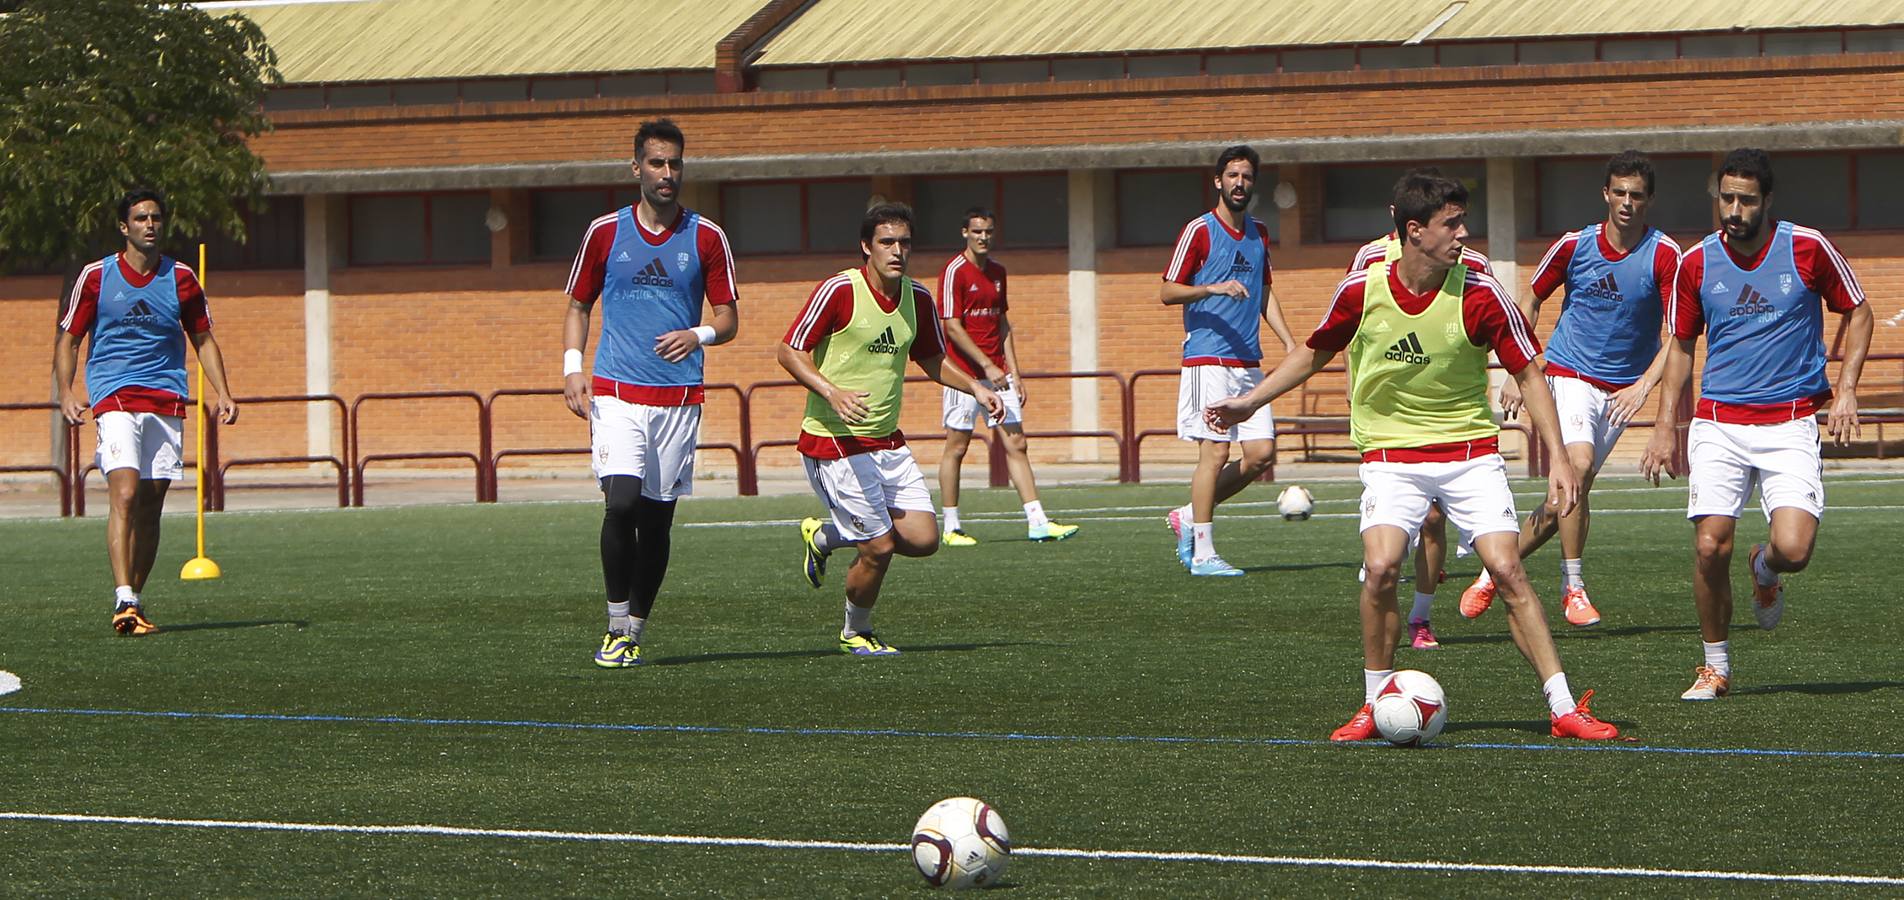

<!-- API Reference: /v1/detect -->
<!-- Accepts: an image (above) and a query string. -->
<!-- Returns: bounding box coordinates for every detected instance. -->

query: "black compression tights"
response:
[600,475,679,619]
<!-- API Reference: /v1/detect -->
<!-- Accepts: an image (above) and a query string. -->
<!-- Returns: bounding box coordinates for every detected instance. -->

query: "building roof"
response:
[751,0,1904,66]
[219,0,764,83]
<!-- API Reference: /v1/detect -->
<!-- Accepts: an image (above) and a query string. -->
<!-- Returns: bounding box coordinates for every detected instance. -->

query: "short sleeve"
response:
[1306,273,1368,353]
[698,220,738,306]
[564,215,617,305]
[909,284,946,362]
[175,265,212,332]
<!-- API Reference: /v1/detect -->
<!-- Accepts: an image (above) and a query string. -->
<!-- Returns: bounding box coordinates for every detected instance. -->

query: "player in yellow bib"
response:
[780,202,1002,656]
[1208,172,1621,742]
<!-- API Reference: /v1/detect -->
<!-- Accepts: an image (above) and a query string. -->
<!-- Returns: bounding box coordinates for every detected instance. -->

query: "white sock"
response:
[1474,568,1494,589]
[115,585,136,608]
[1408,591,1435,624]
[1561,558,1584,590]
[1192,523,1215,562]
[1543,672,1577,717]
[1752,550,1779,586]
[1023,500,1049,530]
[628,616,646,643]
[1703,640,1730,677]
[1176,502,1193,522]
[1363,668,1394,704]
[942,506,962,533]
[607,601,631,635]
[812,522,847,555]
[844,600,873,638]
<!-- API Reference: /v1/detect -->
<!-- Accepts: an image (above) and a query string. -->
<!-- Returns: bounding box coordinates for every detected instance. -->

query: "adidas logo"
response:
[1711,280,1729,295]
[123,298,157,323]
[866,325,900,355]
[1383,332,1431,365]
[615,250,632,262]
[1227,249,1254,278]
[1727,284,1778,320]
[629,257,674,287]
[1577,272,1622,304]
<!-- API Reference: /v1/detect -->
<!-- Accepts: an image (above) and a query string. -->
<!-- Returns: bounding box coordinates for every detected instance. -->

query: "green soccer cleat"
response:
[1029,522,1080,542]
[839,632,900,656]
[800,517,829,589]
[593,632,641,668]
[942,529,979,547]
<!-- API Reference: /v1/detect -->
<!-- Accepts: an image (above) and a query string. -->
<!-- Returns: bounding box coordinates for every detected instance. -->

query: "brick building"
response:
[6,0,1902,486]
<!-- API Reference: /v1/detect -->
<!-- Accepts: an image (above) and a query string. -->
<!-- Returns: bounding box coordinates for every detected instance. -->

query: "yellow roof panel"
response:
[228,0,765,83]
[1436,0,1904,40]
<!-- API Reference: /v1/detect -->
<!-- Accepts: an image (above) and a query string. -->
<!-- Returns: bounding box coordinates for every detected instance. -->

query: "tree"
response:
[0,0,280,273]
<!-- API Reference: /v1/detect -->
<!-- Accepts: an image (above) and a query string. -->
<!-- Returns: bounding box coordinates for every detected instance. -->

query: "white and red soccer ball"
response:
[911,797,1011,889]
[1372,669,1449,746]
[1277,485,1315,521]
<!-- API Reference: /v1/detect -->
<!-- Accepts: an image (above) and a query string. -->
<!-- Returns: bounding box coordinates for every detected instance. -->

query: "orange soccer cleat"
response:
[1330,704,1378,742]
[1561,586,1601,627]
[1680,665,1730,701]
[1550,689,1620,740]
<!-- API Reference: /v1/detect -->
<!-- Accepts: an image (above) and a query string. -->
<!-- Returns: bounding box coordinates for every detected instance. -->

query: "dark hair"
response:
[1391,167,1444,200]
[860,201,914,245]
[1719,148,1774,196]
[117,188,167,222]
[633,119,685,159]
[1216,145,1260,177]
[961,206,995,229]
[1392,173,1469,235]
[1605,150,1655,195]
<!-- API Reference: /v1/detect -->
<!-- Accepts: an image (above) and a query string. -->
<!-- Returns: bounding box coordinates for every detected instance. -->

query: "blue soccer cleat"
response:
[1189,556,1244,577]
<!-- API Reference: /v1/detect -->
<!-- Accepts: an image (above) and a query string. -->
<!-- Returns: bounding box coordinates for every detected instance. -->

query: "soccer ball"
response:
[1371,670,1449,746]
[911,797,1011,889]
[1276,485,1315,521]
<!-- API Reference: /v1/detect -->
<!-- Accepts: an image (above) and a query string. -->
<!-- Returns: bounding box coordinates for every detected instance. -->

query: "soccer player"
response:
[54,188,240,635]
[785,202,1003,656]
[562,119,739,668]
[1159,145,1297,577]
[1208,172,1619,741]
[1640,148,1870,701]
[1462,150,1682,628]
[936,206,1079,545]
[1346,173,1497,650]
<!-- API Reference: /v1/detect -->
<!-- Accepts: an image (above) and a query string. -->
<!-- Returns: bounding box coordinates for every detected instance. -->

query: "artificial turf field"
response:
[1,474,1901,897]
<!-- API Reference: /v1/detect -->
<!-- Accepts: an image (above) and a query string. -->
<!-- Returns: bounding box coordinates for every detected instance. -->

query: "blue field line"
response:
[2,704,1899,761]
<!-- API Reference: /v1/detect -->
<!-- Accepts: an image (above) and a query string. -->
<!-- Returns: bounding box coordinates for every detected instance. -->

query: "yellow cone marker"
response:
[182,242,221,581]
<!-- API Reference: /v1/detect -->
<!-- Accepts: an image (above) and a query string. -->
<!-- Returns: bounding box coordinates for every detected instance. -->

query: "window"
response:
[1438,43,1514,67]
[201,197,304,270]
[264,87,323,111]
[600,74,667,97]
[667,72,715,94]
[461,79,528,103]
[1857,153,1904,229]
[912,174,1069,249]
[328,84,391,107]
[1682,34,1758,58]
[532,78,597,101]
[720,180,874,255]
[1848,29,1904,53]
[1206,52,1277,75]
[348,193,490,265]
[834,67,901,89]
[906,63,972,86]
[1600,39,1678,62]
[1765,32,1841,57]
[394,82,458,105]
[1128,55,1200,78]
[757,68,829,92]
[1517,41,1595,64]
[1360,46,1434,70]
[531,188,639,261]
[1281,48,1354,72]
[1774,155,1851,230]
[977,60,1048,84]
[1053,57,1123,81]
[1324,163,1484,241]
[1116,169,1278,246]
[1536,156,1711,237]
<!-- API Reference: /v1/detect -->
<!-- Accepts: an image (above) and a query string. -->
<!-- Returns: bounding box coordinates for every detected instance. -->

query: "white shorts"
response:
[94,410,184,480]
[1548,374,1628,470]
[1178,365,1275,443]
[802,448,935,542]
[1358,454,1519,546]
[589,396,701,501]
[943,382,1023,431]
[1686,417,1824,521]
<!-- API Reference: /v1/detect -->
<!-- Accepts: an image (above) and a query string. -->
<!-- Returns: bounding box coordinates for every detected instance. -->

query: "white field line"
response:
[675,502,1904,529]
[2,811,1899,887]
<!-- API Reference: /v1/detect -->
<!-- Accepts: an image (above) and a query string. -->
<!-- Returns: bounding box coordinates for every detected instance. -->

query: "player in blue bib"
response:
[1466,151,1683,628]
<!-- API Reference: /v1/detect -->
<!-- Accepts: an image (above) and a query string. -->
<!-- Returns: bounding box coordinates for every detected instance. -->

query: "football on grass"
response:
[912,797,1011,889]
[1372,670,1449,746]
[1277,485,1315,521]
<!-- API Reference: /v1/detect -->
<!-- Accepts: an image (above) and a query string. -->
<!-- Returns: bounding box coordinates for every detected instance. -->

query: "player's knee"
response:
[859,531,898,560]
[1775,541,1813,572]
[1362,558,1403,590]
[601,476,644,520]
[1422,504,1446,527]
[1240,450,1273,476]
[1693,530,1732,566]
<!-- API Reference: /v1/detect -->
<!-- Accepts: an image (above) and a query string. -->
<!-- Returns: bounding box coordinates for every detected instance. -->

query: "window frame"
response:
[1319,159,1486,244]
[718,177,873,257]
[345,190,493,267]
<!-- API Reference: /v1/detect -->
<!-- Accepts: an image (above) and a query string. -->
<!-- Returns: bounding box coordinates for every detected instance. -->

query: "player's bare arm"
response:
[187,329,240,424]
[940,316,1005,385]
[918,352,1003,420]
[1160,279,1246,306]
[1639,337,1696,485]
[561,299,592,418]
[1260,286,1298,354]
[777,340,869,424]
[1498,358,1530,420]
[1829,300,1873,445]
[1205,344,1334,429]
[1608,339,1672,427]
[654,301,739,364]
[999,314,1024,402]
[52,330,87,424]
[1512,362,1580,517]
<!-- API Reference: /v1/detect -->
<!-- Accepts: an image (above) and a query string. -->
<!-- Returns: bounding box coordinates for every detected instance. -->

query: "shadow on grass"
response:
[1440,719,1553,737]
[1240,561,1364,574]
[1434,623,1703,646]
[161,619,309,633]
[1731,680,1904,697]
[652,641,1048,667]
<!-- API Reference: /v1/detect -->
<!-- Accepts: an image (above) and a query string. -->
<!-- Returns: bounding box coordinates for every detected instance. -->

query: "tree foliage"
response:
[0,0,279,272]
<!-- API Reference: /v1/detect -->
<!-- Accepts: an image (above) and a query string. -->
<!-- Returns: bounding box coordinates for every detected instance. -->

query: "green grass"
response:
[1,475,1901,897]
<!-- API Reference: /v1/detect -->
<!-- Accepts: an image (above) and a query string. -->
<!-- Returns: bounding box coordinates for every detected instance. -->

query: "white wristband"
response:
[691,325,717,345]
[563,348,583,376]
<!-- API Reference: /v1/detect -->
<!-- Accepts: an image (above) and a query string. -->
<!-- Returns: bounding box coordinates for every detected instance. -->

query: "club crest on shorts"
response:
[1363,496,1377,517]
